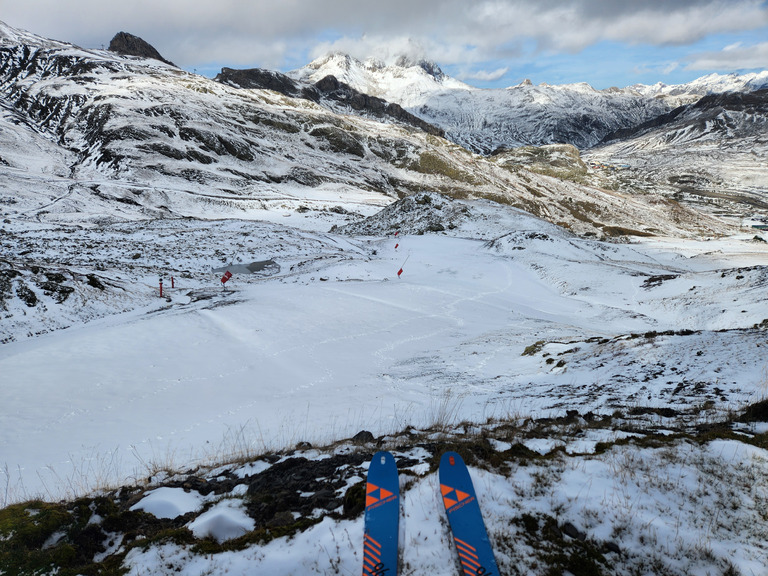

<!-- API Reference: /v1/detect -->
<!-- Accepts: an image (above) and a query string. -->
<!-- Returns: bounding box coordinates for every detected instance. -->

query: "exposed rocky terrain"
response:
[108,31,176,67]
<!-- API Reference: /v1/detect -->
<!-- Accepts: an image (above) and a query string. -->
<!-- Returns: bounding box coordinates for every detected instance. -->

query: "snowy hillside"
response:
[0,20,733,239]
[585,89,768,225]
[288,55,768,222]
[2,20,768,576]
[2,192,768,575]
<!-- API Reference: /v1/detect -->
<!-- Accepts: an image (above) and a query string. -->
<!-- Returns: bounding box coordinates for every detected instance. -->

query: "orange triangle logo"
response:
[443,496,458,509]
[456,489,470,502]
[366,482,380,508]
[379,487,393,500]
[441,484,453,496]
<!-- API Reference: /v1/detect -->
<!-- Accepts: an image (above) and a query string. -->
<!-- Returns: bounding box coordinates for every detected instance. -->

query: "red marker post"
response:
[397,253,410,279]
[221,270,232,288]
[159,278,163,297]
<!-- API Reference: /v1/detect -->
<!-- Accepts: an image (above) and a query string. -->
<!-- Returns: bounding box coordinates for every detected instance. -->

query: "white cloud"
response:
[461,67,510,82]
[599,3,768,47]
[308,35,430,66]
[685,41,768,71]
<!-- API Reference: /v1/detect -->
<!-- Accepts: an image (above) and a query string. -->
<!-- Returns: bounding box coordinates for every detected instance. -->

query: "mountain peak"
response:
[291,51,470,103]
[108,31,175,67]
[306,52,359,72]
[393,55,445,80]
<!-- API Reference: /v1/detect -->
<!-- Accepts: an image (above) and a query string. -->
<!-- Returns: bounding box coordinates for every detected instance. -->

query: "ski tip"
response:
[440,451,464,468]
[371,450,393,466]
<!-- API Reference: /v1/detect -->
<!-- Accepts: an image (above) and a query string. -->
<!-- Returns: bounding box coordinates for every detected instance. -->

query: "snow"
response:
[115,437,768,574]
[630,71,768,105]
[130,487,206,519]
[187,499,255,543]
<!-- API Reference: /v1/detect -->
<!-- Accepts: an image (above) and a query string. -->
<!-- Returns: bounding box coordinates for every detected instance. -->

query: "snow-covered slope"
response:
[3,191,767,496]
[1,192,767,575]
[586,89,768,224]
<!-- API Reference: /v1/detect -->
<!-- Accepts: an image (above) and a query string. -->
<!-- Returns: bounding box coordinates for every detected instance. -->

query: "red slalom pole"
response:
[397,253,410,278]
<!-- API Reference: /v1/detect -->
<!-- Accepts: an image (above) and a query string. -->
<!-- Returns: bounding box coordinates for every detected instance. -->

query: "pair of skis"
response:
[362,451,499,576]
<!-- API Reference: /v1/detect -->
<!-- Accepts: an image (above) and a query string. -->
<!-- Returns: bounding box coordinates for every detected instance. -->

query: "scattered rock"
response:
[15,282,37,307]
[562,521,586,541]
[334,192,471,236]
[267,510,295,528]
[351,430,375,444]
[642,274,678,288]
[86,274,106,290]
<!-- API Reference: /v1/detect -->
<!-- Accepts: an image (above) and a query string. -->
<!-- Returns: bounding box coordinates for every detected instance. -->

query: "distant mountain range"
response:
[286,52,768,152]
[1,20,765,236]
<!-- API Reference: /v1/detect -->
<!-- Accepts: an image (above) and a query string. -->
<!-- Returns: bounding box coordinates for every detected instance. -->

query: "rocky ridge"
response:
[108,31,176,67]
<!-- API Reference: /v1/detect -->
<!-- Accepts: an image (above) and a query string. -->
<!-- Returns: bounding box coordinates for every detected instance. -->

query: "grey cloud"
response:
[3,0,768,72]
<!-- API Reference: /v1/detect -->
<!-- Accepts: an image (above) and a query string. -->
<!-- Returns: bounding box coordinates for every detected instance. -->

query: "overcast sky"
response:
[4,0,768,88]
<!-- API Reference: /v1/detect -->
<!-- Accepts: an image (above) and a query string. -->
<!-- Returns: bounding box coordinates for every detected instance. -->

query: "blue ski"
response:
[362,451,399,576]
[439,451,500,576]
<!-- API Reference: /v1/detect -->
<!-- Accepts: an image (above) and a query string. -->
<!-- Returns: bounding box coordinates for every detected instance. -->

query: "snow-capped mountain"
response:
[289,53,768,155]
[288,52,473,104]
[629,71,768,106]
[214,65,445,137]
